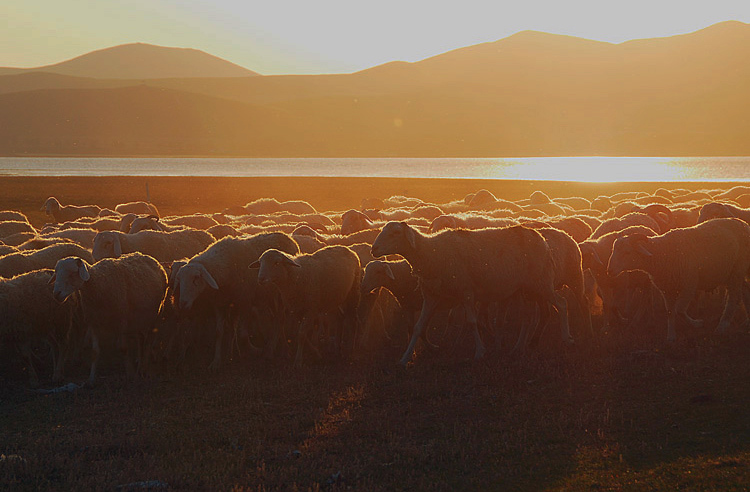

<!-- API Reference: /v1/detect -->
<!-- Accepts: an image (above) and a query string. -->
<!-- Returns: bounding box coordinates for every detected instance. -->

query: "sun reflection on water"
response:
[497,157,690,182]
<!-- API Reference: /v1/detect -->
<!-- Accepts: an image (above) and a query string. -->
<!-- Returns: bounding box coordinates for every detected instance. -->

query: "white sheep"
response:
[244,198,317,215]
[607,217,750,342]
[371,222,572,365]
[697,202,750,226]
[0,211,29,222]
[114,201,159,216]
[52,253,168,385]
[0,221,36,240]
[175,233,300,370]
[92,229,214,263]
[250,245,361,367]
[590,212,661,239]
[41,197,101,223]
[0,269,75,387]
[40,228,98,250]
[0,242,93,278]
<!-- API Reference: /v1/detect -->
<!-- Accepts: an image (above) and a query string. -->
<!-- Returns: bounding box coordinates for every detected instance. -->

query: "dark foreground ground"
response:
[0,176,749,490]
[1,331,748,491]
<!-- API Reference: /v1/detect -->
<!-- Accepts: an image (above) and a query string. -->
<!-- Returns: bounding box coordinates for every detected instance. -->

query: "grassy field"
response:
[1,177,749,490]
[1,328,748,490]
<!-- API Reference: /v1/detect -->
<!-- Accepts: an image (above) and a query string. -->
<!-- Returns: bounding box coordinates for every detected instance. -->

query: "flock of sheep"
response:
[3,184,750,388]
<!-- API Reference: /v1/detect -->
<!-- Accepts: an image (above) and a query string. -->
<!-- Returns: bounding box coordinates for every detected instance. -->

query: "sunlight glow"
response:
[498,157,692,182]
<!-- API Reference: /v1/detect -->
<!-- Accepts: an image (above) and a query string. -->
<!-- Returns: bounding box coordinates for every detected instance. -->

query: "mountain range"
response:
[0,21,748,157]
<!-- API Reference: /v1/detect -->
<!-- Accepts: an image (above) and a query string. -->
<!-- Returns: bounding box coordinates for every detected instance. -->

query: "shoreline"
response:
[2,175,747,228]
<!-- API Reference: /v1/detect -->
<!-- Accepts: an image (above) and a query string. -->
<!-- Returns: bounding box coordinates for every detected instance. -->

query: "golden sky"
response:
[2,0,749,74]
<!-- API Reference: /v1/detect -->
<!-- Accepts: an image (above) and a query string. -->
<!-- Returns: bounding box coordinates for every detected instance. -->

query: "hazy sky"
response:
[2,0,749,75]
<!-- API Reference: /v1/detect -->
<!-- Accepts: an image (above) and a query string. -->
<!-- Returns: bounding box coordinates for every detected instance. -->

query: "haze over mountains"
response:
[0,22,748,157]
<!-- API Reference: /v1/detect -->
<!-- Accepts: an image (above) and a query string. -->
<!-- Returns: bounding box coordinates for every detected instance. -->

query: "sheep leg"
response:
[674,287,702,331]
[716,279,743,334]
[87,328,101,387]
[462,300,486,361]
[400,296,440,366]
[509,296,543,356]
[294,317,320,368]
[552,291,574,344]
[18,343,40,388]
[208,306,229,372]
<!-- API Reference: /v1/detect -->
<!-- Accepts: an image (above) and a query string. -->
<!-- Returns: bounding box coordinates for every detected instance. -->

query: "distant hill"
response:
[0,43,258,79]
[0,22,748,156]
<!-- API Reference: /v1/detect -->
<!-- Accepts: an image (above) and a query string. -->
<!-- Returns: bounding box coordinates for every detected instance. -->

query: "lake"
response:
[0,156,749,182]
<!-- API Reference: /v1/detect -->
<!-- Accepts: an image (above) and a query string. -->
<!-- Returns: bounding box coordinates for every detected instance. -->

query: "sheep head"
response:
[41,197,61,216]
[52,256,90,302]
[361,260,395,295]
[371,221,417,258]
[250,249,300,288]
[175,262,219,311]
[607,233,653,277]
[92,231,122,261]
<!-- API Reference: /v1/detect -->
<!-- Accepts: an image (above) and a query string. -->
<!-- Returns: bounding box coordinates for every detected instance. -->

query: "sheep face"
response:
[129,216,162,234]
[607,234,652,277]
[92,232,122,261]
[361,260,395,295]
[42,197,61,216]
[252,249,300,288]
[371,222,415,258]
[52,257,90,302]
[175,263,219,311]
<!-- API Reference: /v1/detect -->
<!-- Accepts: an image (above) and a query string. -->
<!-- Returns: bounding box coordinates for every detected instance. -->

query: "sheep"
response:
[371,222,572,365]
[325,228,382,247]
[697,202,750,226]
[41,197,101,223]
[244,198,317,215]
[92,229,214,263]
[0,232,37,247]
[553,197,591,211]
[590,212,661,239]
[40,228,98,249]
[17,237,76,251]
[57,217,121,232]
[0,243,93,278]
[206,224,241,240]
[671,206,700,229]
[52,253,168,385]
[118,213,138,232]
[607,217,750,342]
[0,269,75,387]
[175,233,300,370]
[128,215,183,234]
[0,221,35,240]
[0,244,17,256]
[161,214,219,231]
[250,245,361,367]
[97,208,120,218]
[537,228,592,342]
[428,214,516,233]
[545,217,593,243]
[115,201,159,216]
[713,186,750,202]
[341,209,378,236]
[579,225,659,330]
[0,211,28,222]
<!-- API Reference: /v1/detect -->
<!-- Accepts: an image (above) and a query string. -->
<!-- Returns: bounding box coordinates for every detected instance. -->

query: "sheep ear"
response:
[635,240,653,257]
[284,256,302,268]
[404,224,417,249]
[76,258,90,281]
[198,264,219,290]
[248,260,260,269]
[113,235,123,256]
[48,273,56,285]
[383,264,396,280]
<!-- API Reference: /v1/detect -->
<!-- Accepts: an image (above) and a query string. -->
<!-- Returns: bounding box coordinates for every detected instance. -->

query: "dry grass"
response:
[1,327,748,491]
